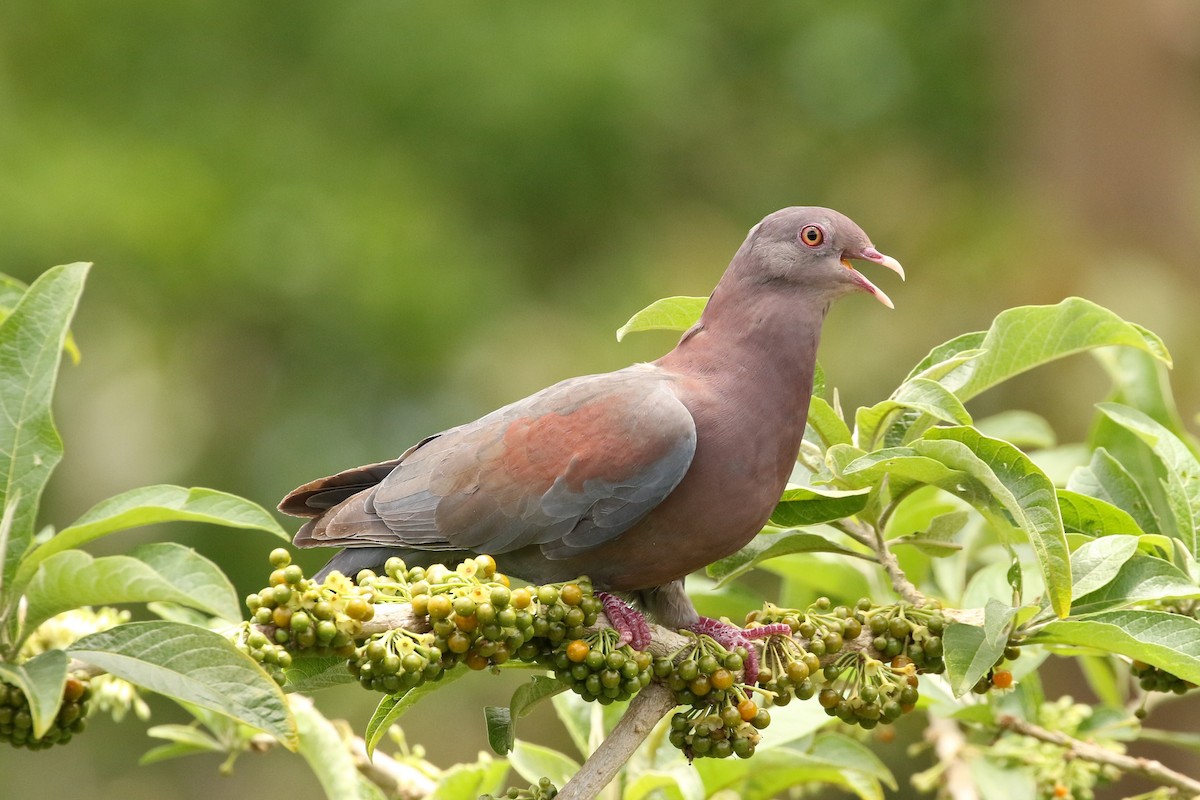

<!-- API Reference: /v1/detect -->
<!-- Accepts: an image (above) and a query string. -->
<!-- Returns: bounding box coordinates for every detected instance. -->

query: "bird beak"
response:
[841,247,905,309]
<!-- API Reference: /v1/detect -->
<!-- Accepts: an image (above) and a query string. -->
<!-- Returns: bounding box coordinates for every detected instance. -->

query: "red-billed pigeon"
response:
[280,207,903,663]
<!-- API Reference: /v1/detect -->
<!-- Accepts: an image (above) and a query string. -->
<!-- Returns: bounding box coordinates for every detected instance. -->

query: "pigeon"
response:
[280,207,903,668]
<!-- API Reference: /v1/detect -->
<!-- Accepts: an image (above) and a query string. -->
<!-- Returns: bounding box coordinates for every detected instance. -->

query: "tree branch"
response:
[996,714,1200,797]
[838,518,926,606]
[557,683,677,800]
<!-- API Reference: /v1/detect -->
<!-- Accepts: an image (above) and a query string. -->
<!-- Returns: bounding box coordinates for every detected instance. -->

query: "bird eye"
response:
[799,225,824,247]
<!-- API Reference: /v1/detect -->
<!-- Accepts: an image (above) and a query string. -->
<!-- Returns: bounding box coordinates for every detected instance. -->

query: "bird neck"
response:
[657,274,829,399]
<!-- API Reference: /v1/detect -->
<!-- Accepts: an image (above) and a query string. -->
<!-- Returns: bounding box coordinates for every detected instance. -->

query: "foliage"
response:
[3,266,1200,799]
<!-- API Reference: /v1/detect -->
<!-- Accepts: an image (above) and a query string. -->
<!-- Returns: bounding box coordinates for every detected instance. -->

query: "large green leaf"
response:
[943,599,1016,697]
[364,666,466,756]
[21,544,240,637]
[0,274,81,364]
[916,427,1071,617]
[67,620,296,747]
[1067,536,1139,601]
[769,485,871,528]
[0,263,89,588]
[1067,449,1162,536]
[1030,610,1200,684]
[1097,404,1200,553]
[1057,489,1144,538]
[905,332,986,383]
[707,529,866,588]
[282,655,357,694]
[615,295,706,341]
[429,758,509,800]
[0,648,68,738]
[854,378,971,451]
[806,396,852,449]
[15,484,288,590]
[1070,555,1200,616]
[1092,347,1195,449]
[933,297,1171,402]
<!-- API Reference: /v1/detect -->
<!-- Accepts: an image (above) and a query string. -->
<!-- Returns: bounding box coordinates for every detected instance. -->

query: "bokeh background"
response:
[3,2,1199,798]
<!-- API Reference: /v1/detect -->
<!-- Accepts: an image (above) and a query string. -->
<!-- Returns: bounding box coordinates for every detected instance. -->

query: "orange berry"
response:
[737,699,758,722]
[272,607,293,629]
[344,598,371,621]
[566,640,590,663]
[511,588,532,609]
[992,669,1014,690]
[475,555,497,577]
[465,652,489,671]
[455,614,478,632]
[1053,784,1070,798]
[710,669,735,691]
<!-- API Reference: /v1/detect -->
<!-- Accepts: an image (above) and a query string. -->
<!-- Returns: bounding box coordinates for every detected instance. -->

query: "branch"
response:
[838,517,926,606]
[557,683,677,800]
[924,716,979,800]
[997,714,1200,798]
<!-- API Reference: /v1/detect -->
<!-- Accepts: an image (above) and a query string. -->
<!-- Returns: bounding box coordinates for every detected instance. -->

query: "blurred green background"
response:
[2,1,1199,797]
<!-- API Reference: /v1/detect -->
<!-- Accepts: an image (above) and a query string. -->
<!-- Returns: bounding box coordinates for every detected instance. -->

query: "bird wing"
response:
[293,365,697,560]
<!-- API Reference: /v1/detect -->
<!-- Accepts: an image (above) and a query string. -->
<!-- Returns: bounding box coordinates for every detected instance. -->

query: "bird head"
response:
[741,206,905,308]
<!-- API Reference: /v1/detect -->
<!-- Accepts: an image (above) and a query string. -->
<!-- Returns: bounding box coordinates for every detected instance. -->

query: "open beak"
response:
[841,247,905,309]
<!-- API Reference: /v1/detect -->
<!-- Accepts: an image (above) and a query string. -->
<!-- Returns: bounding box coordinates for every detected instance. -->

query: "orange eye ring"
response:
[799,225,824,247]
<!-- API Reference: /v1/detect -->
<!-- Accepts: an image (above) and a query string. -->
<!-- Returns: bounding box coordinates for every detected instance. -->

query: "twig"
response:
[997,714,1200,797]
[557,683,678,800]
[839,518,925,606]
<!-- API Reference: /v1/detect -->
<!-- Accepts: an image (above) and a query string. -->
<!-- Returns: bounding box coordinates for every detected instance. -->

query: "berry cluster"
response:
[862,601,947,674]
[349,628,446,693]
[816,653,920,730]
[658,635,770,760]
[748,597,857,658]
[236,549,370,684]
[1130,659,1193,696]
[0,674,90,750]
[544,628,653,703]
[481,778,558,799]
[755,632,821,706]
[667,699,770,761]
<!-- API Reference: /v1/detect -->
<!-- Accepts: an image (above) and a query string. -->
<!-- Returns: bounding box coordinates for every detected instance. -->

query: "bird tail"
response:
[278,458,402,517]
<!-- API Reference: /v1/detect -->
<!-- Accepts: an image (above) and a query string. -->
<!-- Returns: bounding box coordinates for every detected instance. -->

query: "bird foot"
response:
[688,617,792,682]
[596,591,653,651]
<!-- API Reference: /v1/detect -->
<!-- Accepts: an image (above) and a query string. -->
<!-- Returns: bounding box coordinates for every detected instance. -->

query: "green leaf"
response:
[282,655,357,694]
[67,620,296,747]
[430,757,508,800]
[975,410,1057,450]
[1030,610,1200,682]
[1068,536,1139,600]
[21,544,240,637]
[145,722,226,751]
[1068,449,1162,536]
[0,263,89,588]
[508,740,580,789]
[1057,489,1144,537]
[0,273,81,364]
[484,706,513,755]
[905,333,987,382]
[616,296,706,341]
[294,696,372,800]
[17,484,289,590]
[625,772,691,800]
[707,529,865,588]
[855,378,971,451]
[1093,346,1195,447]
[1070,555,1200,615]
[944,599,1017,696]
[0,649,68,738]
[769,485,871,528]
[889,509,968,557]
[1077,655,1124,708]
[935,297,1171,402]
[916,427,1072,617]
[138,741,223,766]
[807,396,852,448]
[364,665,466,756]
[1097,403,1200,552]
